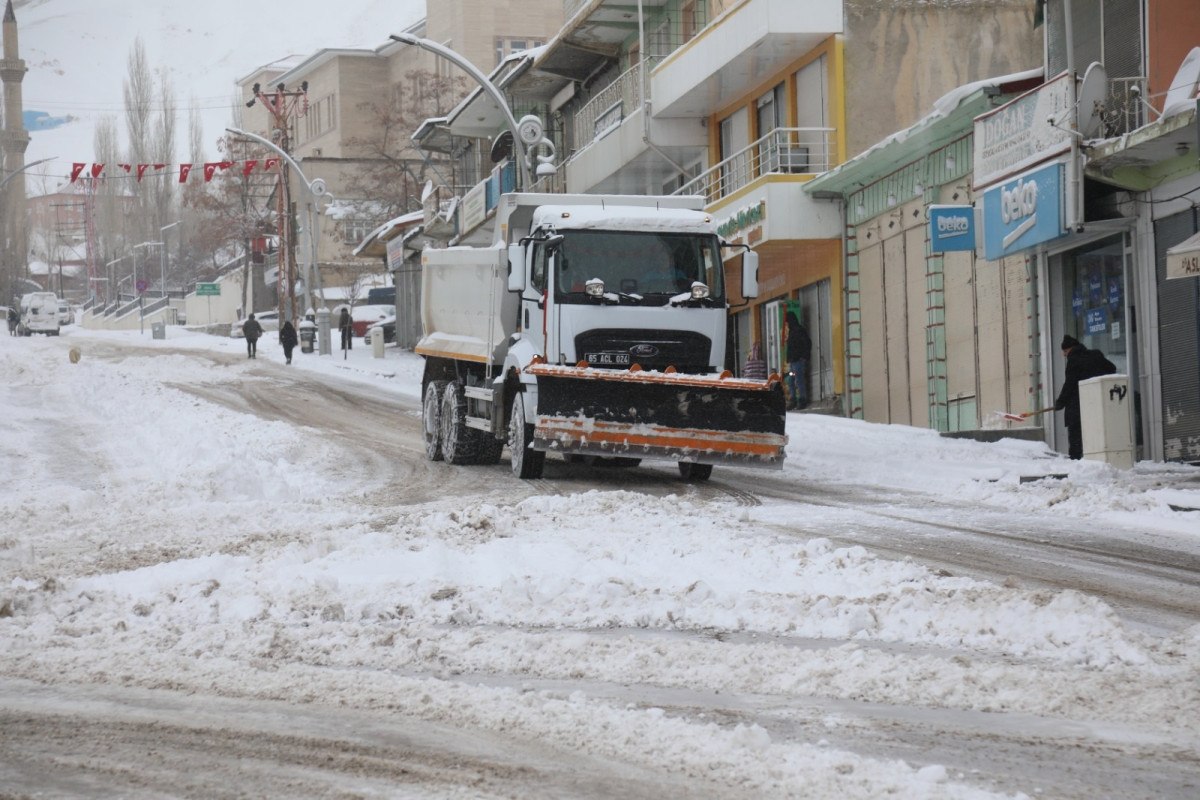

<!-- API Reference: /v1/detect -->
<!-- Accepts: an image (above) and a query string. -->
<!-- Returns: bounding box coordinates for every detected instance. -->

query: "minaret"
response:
[2,0,30,301]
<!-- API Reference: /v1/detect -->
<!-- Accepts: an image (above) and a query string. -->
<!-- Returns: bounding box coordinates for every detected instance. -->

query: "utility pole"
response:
[246,81,308,323]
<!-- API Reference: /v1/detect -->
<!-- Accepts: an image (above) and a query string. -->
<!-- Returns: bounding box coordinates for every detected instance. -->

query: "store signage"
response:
[1165,231,1200,280]
[981,162,1065,260]
[460,181,486,233]
[716,200,766,240]
[928,205,976,252]
[973,71,1073,189]
[386,235,406,272]
[1085,307,1108,335]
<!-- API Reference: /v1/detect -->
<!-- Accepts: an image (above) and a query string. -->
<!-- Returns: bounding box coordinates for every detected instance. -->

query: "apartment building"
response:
[233,0,563,313]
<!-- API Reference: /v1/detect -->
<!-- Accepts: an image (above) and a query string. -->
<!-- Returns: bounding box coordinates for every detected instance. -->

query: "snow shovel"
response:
[997,405,1055,422]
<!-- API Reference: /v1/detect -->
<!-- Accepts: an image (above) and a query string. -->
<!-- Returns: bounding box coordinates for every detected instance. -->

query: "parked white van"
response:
[18,292,61,336]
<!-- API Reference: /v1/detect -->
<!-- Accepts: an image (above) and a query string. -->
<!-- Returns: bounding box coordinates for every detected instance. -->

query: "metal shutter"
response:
[1155,211,1200,463]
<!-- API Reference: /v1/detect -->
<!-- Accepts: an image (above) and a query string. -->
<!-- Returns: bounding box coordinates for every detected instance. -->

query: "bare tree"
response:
[150,74,176,238]
[122,37,154,243]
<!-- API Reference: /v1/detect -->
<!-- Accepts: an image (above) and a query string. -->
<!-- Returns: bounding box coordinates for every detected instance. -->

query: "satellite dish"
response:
[490,130,514,164]
[420,179,434,202]
[1077,61,1108,139]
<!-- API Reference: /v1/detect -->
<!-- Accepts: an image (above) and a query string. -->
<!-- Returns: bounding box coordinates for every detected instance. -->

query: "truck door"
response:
[520,239,549,358]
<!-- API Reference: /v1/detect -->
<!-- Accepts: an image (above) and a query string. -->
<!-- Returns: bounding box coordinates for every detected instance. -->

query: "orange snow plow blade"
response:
[525,362,788,469]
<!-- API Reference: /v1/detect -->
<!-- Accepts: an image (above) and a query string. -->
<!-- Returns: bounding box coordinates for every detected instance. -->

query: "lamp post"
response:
[225,127,332,323]
[387,33,542,189]
[133,241,163,334]
[160,221,181,300]
[103,255,126,306]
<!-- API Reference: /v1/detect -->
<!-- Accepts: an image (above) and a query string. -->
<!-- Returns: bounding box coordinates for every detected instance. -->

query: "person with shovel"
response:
[1023,334,1116,459]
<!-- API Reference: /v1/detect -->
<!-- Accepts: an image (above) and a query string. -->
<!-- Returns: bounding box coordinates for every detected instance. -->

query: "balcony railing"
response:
[674,127,835,203]
[572,62,643,152]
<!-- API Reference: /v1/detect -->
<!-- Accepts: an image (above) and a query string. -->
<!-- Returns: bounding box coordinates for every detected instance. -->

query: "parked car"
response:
[350,304,393,338]
[230,310,280,338]
[364,315,396,346]
[58,301,72,326]
[17,292,60,336]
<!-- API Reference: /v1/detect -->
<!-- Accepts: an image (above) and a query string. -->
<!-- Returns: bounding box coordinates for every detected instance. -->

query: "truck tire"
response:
[509,393,545,479]
[423,380,448,461]
[678,462,713,482]
[477,434,504,465]
[441,381,483,465]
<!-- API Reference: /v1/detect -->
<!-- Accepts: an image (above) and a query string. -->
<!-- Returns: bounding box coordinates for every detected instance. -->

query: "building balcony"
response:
[651,0,841,118]
[676,127,835,205]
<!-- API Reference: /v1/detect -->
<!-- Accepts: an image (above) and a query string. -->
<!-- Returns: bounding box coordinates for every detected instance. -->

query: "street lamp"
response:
[225,127,332,321]
[133,241,163,334]
[387,33,552,190]
[104,254,131,306]
[0,157,55,193]
[160,221,181,299]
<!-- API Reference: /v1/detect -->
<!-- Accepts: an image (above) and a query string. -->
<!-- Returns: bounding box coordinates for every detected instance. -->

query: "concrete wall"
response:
[842,0,1041,159]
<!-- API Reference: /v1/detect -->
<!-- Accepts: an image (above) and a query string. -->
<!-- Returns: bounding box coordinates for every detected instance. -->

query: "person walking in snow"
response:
[279,319,298,364]
[338,307,353,353]
[6,306,17,336]
[242,313,263,359]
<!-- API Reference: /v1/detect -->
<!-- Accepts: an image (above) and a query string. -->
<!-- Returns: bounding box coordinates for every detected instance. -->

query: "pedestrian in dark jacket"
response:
[6,306,17,336]
[784,311,811,409]
[279,320,298,364]
[242,313,264,359]
[338,308,353,352]
[1054,334,1117,459]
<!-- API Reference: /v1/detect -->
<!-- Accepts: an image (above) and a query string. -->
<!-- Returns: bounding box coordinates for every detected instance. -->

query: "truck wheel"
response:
[441,381,482,465]
[509,394,545,479]
[678,462,713,482]
[423,380,448,461]
[477,435,504,465]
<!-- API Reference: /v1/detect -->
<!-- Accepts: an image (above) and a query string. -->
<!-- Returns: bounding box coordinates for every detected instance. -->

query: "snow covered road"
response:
[2,329,1198,799]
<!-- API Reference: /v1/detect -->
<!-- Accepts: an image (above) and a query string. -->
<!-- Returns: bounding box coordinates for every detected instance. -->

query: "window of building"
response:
[682,1,698,42]
[495,37,544,66]
[343,218,374,245]
[304,94,337,142]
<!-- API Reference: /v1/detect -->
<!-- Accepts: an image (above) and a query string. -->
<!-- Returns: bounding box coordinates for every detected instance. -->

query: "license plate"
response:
[585,352,631,366]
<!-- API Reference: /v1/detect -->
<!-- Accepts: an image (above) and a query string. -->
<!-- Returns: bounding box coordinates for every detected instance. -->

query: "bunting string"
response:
[68,158,282,184]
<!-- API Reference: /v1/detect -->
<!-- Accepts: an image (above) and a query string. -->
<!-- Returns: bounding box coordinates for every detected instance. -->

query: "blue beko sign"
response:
[981,162,1066,260]
[928,205,976,252]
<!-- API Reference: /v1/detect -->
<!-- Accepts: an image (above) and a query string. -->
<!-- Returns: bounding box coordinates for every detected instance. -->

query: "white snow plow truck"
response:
[417,192,787,481]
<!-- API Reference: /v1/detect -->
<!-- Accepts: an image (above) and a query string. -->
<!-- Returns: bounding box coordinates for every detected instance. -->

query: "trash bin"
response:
[299,319,316,354]
[151,321,166,340]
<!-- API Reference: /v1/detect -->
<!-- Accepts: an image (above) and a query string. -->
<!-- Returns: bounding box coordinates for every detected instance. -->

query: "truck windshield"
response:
[554,230,725,301]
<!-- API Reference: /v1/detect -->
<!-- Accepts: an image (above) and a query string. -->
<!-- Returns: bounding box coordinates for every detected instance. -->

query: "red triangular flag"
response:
[241,159,258,176]
[263,157,280,172]
[178,164,193,183]
[69,163,86,183]
[117,164,131,173]
[154,163,166,170]
[136,164,150,181]
[90,164,104,178]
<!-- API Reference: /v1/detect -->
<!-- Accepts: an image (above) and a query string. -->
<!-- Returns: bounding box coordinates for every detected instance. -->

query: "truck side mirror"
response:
[507,243,527,292]
[741,250,759,299]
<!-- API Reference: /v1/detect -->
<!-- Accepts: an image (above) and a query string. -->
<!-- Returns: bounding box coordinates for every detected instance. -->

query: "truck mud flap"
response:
[526,362,787,468]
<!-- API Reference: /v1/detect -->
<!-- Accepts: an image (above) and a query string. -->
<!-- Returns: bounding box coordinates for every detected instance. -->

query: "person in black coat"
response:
[338,308,353,351]
[784,310,811,409]
[1055,334,1117,459]
[242,313,264,359]
[279,320,298,364]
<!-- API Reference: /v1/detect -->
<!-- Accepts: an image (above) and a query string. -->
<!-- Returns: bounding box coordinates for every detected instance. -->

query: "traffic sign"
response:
[135,279,148,294]
[196,282,220,296]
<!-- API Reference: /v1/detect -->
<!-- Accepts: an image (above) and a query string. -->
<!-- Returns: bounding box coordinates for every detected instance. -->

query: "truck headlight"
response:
[690,282,710,300]
[585,278,606,297]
